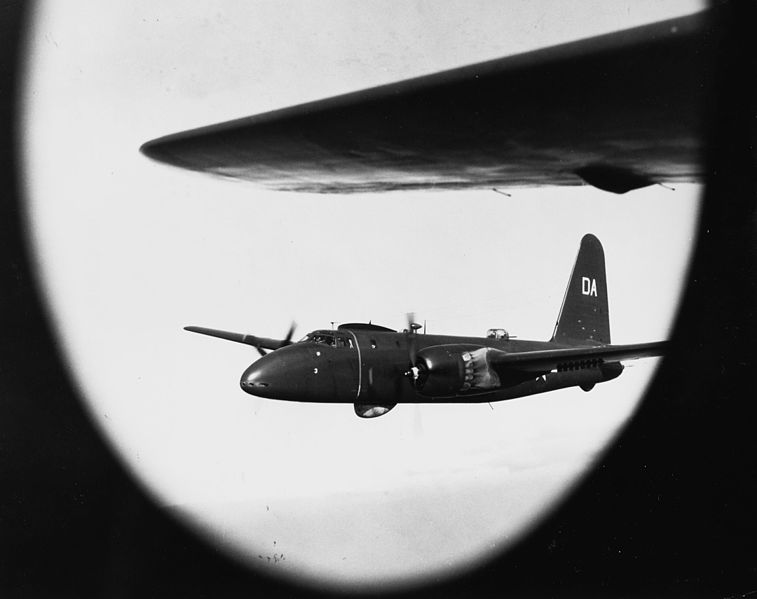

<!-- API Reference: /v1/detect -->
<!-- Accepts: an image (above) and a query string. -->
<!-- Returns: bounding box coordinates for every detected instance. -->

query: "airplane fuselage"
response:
[240,324,623,406]
[189,235,664,418]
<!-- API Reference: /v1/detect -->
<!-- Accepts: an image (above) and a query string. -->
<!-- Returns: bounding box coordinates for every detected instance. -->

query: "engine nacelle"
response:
[416,344,500,397]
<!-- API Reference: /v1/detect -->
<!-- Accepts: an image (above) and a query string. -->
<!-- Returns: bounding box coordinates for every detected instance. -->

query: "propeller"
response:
[404,313,425,435]
[404,312,423,385]
[255,321,297,356]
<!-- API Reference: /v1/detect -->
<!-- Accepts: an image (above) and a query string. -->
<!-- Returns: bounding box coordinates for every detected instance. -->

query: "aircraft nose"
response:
[239,345,312,400]
[240,361,274,397]
[240,348,302,398]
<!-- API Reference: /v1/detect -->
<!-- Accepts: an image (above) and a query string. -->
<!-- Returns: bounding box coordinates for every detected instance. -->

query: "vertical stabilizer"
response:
[551,234,610,345]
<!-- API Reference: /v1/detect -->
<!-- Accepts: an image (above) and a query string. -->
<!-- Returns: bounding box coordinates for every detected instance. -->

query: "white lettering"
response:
[581,276,598,297]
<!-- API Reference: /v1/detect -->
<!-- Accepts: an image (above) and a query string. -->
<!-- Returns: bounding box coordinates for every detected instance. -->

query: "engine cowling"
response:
[415,345,501,397]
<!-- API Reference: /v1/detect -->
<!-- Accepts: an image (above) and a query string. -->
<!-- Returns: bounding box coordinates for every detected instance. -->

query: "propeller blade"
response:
[405,312,417,366]
[403,312,426,386]
[413,404,424,438]
[283,321,297,345]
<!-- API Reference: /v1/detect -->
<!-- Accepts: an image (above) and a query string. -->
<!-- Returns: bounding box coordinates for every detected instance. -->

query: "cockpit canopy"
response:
[486,328,509,340]
[298,330,354,348]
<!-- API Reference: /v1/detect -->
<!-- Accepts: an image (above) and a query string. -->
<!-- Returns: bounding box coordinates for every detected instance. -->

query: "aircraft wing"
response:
[488,341,668,374]
[140,10,717,194]
[184,326,292,352]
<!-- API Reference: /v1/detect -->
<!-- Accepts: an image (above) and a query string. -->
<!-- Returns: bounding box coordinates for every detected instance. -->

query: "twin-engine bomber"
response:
[186,234,667,418]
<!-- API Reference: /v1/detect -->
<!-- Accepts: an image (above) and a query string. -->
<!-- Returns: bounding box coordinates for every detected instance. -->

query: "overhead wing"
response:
[488,341,668,374]
[140,10,718,194]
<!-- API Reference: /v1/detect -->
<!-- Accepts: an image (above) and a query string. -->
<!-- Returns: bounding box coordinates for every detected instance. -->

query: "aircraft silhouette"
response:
[186,235,666,418]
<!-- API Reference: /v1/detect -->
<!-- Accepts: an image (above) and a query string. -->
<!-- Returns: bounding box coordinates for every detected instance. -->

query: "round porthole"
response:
[21,1,705,592]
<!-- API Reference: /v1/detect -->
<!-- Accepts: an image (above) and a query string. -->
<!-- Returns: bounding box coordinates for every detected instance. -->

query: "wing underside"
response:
[140,11,718,193]
[488,341,668,375]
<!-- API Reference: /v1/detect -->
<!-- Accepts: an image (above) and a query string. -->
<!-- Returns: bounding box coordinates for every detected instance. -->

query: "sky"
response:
[22,0,705,592]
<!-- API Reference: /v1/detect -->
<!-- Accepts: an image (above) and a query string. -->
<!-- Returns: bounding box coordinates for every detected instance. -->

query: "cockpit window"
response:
[302,332,335,346]
[298,331,353,348]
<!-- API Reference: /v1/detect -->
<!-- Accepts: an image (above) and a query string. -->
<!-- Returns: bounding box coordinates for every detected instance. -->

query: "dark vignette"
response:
[1,1,755,598]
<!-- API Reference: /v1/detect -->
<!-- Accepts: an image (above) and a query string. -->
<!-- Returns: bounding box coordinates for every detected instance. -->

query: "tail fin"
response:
[551,234,610,345]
